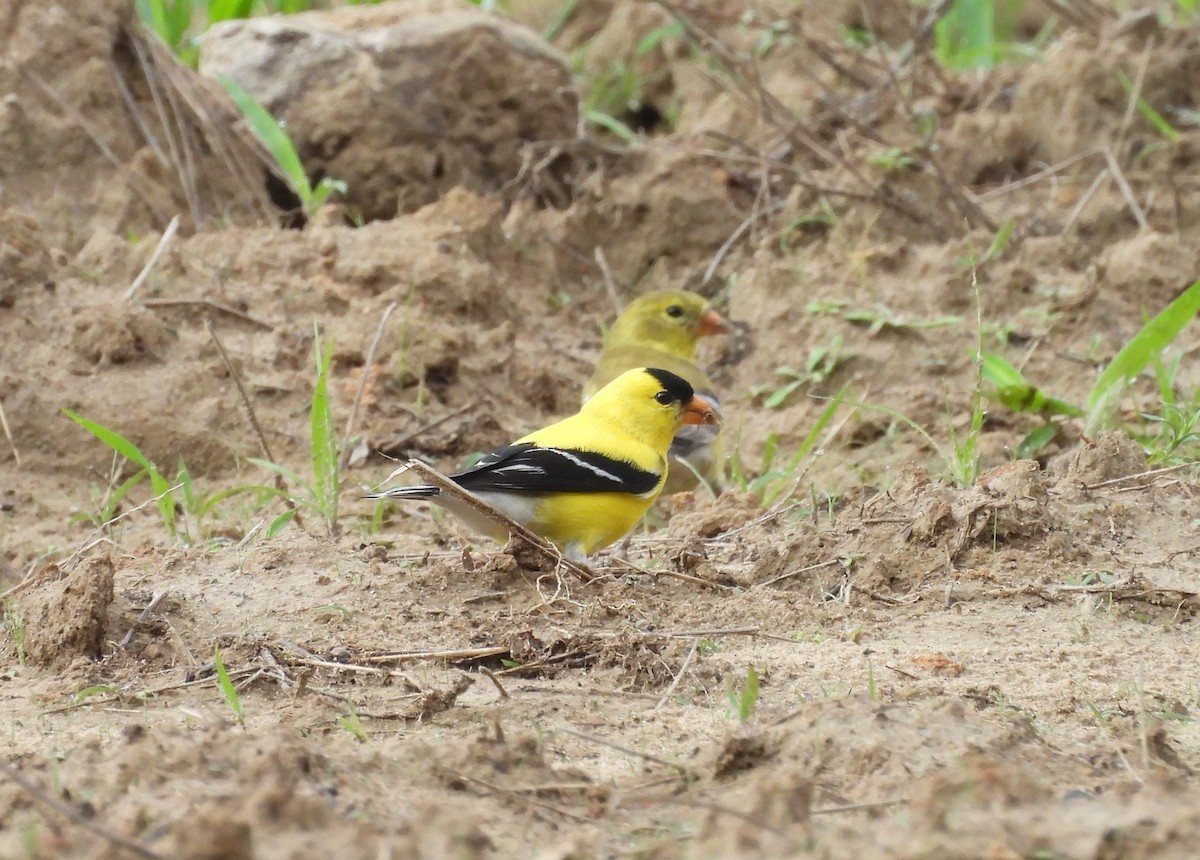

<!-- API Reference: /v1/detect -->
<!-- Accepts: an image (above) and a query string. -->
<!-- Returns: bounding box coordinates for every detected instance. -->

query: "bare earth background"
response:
[2,0,1200,857]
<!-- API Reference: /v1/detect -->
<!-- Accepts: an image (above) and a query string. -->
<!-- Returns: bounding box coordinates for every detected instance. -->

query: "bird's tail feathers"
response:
[365,485,439,500]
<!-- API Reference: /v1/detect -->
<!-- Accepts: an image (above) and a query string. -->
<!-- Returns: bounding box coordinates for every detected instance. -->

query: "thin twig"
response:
[1115,36,1155,156]
[593,247,622,317]
[50,483,182,576]
[657,1,949,239]
[0,762,165,860]
[143,298,273,330]
[654,639,698,710]
[125,29,202,223]
[1085,462,1197,490]
[812,797,907,815]
[701,199,786,286]
[976,148,1103,201]
[124,215,181,301]
[481,667,511,700]
[204,318,288,503]
[119,591,169,649]
[605,556,733,591]
[553,727,695,779]
[362,645,511,664]
[42,666,260,715]
[125,24,276,223]
[105,55,168,167]
[624,794,786,835]
[440,771,593,823]
[1060,168,1110,236]
[400,459,599,582]
[1101,145,1149,230]
[0,396,20,468]
[756,558,843,589]
[665,625,760,639]
[341,301,398,469]
[285,656,391,675]
[375,403,478,458]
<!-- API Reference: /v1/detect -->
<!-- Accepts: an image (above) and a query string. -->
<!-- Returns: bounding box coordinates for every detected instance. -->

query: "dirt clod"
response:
[11,556,114,670]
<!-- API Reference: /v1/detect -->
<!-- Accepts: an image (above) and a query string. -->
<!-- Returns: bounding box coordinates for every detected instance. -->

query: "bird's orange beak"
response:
[695,308,730,337]
[682,394,721,427]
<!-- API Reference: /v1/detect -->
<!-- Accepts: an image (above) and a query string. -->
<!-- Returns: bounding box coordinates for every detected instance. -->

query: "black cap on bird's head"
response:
[645,367,695,405]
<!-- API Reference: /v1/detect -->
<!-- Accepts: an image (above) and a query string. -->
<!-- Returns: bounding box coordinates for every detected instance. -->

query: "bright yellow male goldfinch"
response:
[584,291,729,494]
[369,368,719,559]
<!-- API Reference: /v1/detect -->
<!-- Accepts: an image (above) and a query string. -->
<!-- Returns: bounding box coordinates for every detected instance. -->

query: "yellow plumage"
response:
[370,367,719,558]
[585,290,729,494]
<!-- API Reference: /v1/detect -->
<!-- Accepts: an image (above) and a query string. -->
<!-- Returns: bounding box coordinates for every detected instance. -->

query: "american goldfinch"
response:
[369,367,719,558]
[585,290,729,494]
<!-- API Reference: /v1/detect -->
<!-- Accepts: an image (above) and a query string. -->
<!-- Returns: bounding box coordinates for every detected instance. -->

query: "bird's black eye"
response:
[654,390,674,406]
[665,305,684,318]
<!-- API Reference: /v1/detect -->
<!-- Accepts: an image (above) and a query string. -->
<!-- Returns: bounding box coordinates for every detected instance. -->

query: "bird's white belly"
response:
[438,491,539,542]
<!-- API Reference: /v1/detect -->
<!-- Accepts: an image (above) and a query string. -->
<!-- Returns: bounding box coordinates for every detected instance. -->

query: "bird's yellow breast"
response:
[529,489,661,556]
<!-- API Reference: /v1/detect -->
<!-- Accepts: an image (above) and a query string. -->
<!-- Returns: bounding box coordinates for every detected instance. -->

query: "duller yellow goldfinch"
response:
[584,290,729,494]
[369,367,719,559]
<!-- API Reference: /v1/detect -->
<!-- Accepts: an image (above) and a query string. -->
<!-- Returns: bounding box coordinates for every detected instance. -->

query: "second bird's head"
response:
[607,290,730,358]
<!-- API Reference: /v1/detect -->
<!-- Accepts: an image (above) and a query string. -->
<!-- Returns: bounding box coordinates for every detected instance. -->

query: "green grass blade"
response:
[785,383,851,471]
[729,667,759,722]
[64,410,176,537]
[936,0,997,69]
[207,0,256,24]
[213,645,245,726]
[266,509,298,538]
[135,0,170,43]
[763,378,804,409]
[247,457,309,490]
[198,484,290,511]
[135,0,192,50]
[1115,71,1181,141]
[982,353,1084,418]
[543,0,579,41]
[311,335,340,535]
[981,351,1025,388]
[103,469,150,523]
[983,218,1015,262]
[1015,423,1060,459]
[72,685,118,705]
[1087,280,1200,425]
[64,410,155,471]
[218,76,312,208]
[584,109,641,145]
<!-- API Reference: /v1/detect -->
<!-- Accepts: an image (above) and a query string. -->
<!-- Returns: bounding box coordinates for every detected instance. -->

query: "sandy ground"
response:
[2,1,1199,857]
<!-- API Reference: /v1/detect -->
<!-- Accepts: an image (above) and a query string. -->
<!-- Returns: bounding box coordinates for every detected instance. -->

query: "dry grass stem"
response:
[1101,145,1149,230]
[554,727,696,779]
[204,317,288,502]
[654,638,698,710]
[118,590,169,649]
[143,298,273,330]
[363,645,511,664]
[341,300,398,468]
[1085,462,1197,490]
[593,246,622,316]
[125,215,181,301]
[757,558,842,588]
[376,404,477,458]
[0,397,20,469]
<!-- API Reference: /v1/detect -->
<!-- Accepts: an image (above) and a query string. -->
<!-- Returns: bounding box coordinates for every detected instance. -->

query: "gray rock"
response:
[200,1,578,221]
